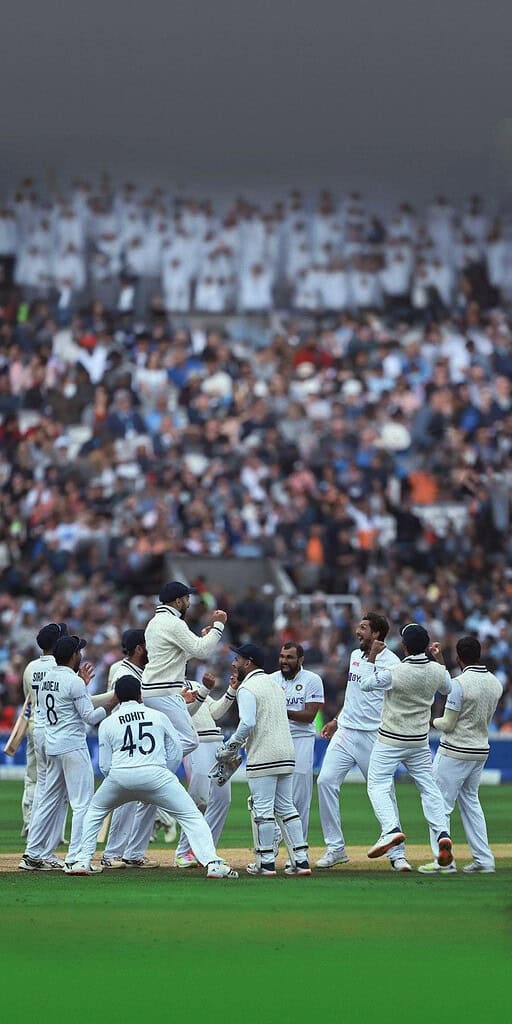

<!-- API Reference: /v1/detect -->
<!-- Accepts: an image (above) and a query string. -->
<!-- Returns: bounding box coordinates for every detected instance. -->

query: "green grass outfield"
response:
[1,781,510,1024]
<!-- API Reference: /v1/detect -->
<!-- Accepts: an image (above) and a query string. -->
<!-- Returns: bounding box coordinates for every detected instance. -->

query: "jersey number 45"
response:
[120,722,156,756]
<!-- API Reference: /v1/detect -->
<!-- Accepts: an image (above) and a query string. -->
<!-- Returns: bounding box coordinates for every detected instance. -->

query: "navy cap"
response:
[121,628,146,654]
[231,643,266,670]
[54,635,87,664]
[114,675,142,702]
[400,623,430,655]
[36,622,63,651]
[159,581,197,603]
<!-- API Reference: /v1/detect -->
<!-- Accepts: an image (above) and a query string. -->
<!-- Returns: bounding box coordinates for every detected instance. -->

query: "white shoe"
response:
[101,856,126,869]
[462,862,495,874]
[64,861,103,875]
[284,860,311,876]
[417,861,457,875]
[368,830,406,859]
[207,860,238,879]
[18,854,51,871]
[316,849,350,869]
[174,851,199,869]
[390,857,413,872]
[43,855,66,870]
[122,857,160,869]
[246,861,277,877]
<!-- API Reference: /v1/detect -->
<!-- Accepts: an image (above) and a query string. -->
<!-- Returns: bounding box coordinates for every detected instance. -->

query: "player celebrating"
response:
[215,643,310,877]
[174,669,240,868]
[269,642,324,841]
[67,676,238,879]
[419,635,503,874]
[316,613,410,871]
[362,622,454,867]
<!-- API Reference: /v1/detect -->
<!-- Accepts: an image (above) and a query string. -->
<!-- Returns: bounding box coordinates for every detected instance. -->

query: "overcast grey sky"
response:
[1,0,511,204]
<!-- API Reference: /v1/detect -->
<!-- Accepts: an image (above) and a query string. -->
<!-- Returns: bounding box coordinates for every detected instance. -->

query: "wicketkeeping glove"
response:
[215,739,241,763]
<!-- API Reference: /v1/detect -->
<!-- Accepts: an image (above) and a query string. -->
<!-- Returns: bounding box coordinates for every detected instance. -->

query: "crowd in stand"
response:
[0,176,511,732]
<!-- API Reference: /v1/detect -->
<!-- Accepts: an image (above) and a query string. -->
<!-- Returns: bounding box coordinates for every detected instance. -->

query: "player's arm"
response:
[98,721,113,776]
[166,611,227,659]
[72,679,108,726]
[428,642,452,695]
[288,701,323,724]
[361,642,393,690]
[433,678,463,733]
[223,688,256,747]
[162,718,184,773]
[209,671,240,720]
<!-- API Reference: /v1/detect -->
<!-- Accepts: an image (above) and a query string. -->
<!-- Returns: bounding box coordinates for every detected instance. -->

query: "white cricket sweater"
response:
[239,670,295,778]
[362,654,450,748]
[108,658,144,691]
[439,666,503,761]
[142,605,225,696]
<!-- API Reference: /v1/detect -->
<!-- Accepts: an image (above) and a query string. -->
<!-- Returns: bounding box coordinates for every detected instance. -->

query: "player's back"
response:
[103,702,174,770]
[42,665,94,755]
[23,654,56,730]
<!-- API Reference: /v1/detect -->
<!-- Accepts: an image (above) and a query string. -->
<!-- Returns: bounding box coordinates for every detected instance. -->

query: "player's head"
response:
[114,676,142,703]
[54,634,87,670]
[231,643,265,681]
[159,580,196,618]
[122,628,148,667]
[400,623,430,656]
[456,635,482,668]
[36,622,65,654]
[279,642,304,679]
[357,613,389,653]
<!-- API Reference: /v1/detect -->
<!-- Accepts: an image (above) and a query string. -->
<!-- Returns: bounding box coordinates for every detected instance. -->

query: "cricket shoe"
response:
[207,860,238,880]
[368,829,406,859]
[284,860,311,876]
[64,861,104,875]
[462,862,495,874]
[174,851,199,869]
[43,855,66,870]
[18,854,52,871]
[122,857,160,869]
[390,857,413,872]
[246,861,277,877]
[437,835,453,867]
[418,861,457,875]
[101,856,126,869]
[316,849,350,869]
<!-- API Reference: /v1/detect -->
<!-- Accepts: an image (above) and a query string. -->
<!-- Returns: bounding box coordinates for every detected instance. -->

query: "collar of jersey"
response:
[462,665,488,673]
[156,604,181,617]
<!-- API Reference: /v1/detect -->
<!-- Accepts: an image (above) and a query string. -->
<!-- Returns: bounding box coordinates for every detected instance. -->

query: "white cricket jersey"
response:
[143,604,225,695]
[337,646,401,732]
[98,701,182,773]
[108,658,144,691]
[23,654,56,730]
[269,668,324,738]
[41,665,106,755]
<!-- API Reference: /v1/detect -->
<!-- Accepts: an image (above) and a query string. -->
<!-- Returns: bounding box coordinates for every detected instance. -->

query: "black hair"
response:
[281,641,305,659]
[456,635,482,666]
[114,676,142,702]
[362,612,389,641]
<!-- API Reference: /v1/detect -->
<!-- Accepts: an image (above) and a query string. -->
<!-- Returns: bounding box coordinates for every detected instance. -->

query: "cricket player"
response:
[142,580,228,755]
[174,669,240,867]
[18,622,69,869]
[419,635,503,874]
[216,643,310,877]
[102,629,161,868]
[67,676,238,879]
[20,634,116,871]
[316,613,410,871]
[362,623,454,868]
[268,642,324,840]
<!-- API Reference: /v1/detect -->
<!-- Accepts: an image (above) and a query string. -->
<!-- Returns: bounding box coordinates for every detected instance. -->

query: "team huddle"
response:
[16,582,503,879]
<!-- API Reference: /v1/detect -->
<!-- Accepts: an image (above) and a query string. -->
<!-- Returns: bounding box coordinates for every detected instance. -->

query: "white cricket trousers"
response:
[317,728,406,860]
[367,741,448,839]
[291,734,315,841]
[21,727,36,830]
[142,693,198,756]
[78,766,218,866]
[175,741,231,858]
[249,773,308,867]
[25,727,68,859]
[26,746,94,862]
[430,751,494,869]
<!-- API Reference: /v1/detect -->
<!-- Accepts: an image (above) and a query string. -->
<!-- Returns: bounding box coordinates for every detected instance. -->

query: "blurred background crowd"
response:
[1,176,511,733]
